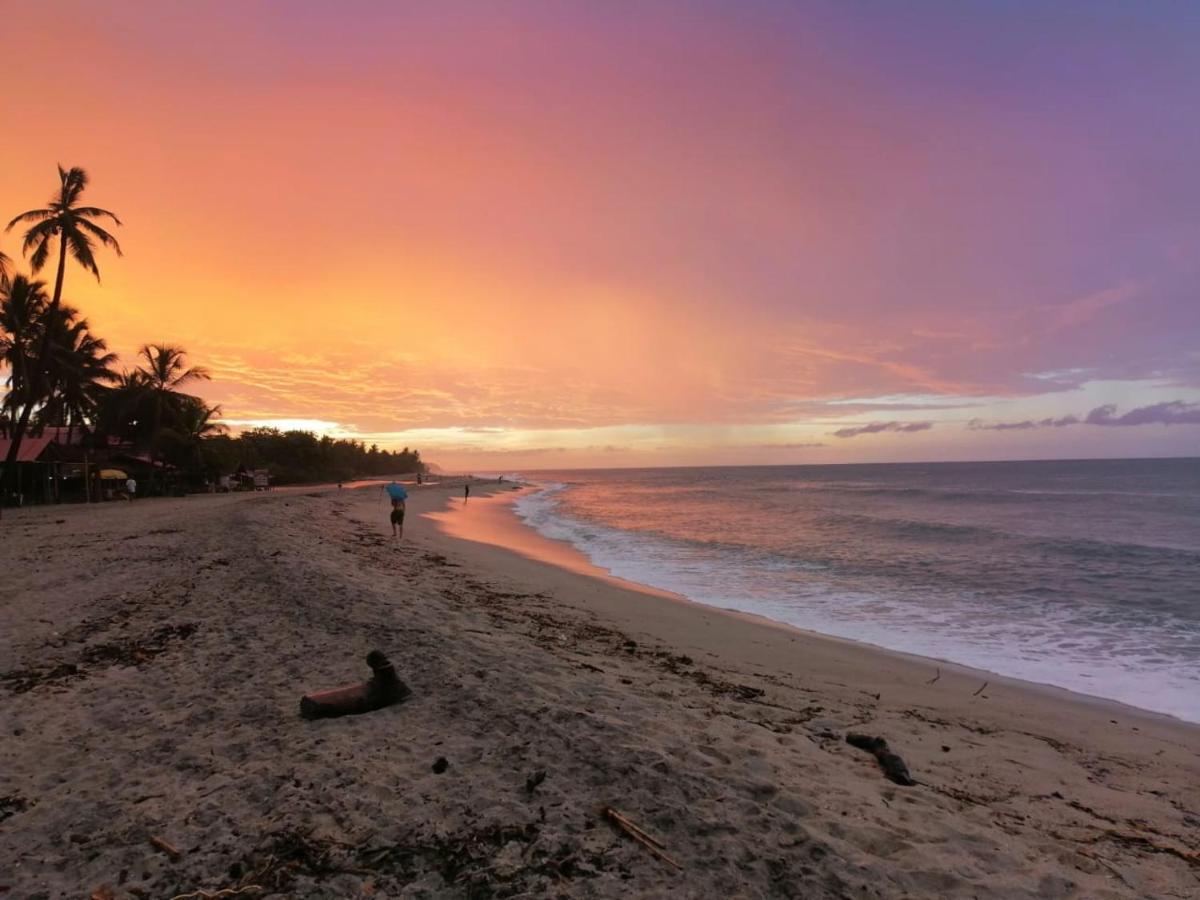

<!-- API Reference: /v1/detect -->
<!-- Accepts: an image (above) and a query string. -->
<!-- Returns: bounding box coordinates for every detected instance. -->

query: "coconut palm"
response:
[0,276,50,436]
[37,307,119,437]
[135,344,211,483]
[162,396,226,474]
[3,166,122,495]
[94,369,154,445]
[6,165,122,309]
[0,248,12,286]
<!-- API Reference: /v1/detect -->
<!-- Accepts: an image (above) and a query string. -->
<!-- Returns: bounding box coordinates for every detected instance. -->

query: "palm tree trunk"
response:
[51,230,68,309]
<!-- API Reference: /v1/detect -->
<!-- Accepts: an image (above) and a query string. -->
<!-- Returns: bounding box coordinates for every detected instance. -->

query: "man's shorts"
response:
[390,508,405,525]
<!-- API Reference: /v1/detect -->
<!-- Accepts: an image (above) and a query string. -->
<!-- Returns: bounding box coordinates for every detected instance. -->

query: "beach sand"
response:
[1,482,1197,899]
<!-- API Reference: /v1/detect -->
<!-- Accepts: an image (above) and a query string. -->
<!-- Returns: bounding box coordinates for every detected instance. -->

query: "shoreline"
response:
[426,481,1200,732]
[2,483,1198,897]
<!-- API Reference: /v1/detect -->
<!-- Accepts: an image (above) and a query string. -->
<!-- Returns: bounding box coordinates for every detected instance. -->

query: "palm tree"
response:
[1,280,116,508]
[6,165,122,310]
[0,276,50,437]
[2,166,121,498]
[37,307,119,438]
[162,396,226,475]
[0,248,12,286]
[135,344,211,487]
[94,369,154,445]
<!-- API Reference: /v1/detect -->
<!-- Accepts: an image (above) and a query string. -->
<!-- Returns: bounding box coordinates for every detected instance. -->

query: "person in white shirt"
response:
[125,477,137,501]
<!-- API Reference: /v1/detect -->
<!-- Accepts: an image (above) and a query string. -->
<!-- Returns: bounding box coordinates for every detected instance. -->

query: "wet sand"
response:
[1,482,1197,898]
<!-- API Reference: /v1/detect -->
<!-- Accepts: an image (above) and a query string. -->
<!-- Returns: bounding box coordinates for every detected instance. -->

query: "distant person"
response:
[464,482,470,503]
[125,477,137,501]
[417,472,423,485]
[385,480,408,538]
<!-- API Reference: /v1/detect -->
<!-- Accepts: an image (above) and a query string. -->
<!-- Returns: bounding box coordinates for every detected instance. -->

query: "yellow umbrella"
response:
[99,469,128,479]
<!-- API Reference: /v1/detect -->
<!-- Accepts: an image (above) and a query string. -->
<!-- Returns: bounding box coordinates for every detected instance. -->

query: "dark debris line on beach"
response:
[0,622,198,693]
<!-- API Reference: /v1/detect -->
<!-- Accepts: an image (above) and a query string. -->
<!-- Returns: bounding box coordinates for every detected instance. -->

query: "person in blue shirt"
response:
[385,480,408,538]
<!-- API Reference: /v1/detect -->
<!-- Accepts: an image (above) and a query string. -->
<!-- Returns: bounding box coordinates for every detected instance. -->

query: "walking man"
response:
[125,476,137,501]
[385,480,408,538]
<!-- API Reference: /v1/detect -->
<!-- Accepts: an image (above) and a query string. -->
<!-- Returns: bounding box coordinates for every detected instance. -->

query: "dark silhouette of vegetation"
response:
[200,428,423,486]
[3,166,122,492]
[1,164,427,503]
[2,276,117,439]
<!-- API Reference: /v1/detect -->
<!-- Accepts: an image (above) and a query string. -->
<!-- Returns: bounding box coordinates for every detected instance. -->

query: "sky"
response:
[3,1,1198,470]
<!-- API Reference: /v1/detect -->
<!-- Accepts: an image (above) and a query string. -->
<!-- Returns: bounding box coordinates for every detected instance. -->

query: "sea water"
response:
[513,459,1200,722]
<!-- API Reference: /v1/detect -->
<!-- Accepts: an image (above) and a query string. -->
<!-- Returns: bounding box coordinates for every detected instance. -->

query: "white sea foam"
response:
[513,480,1200,723]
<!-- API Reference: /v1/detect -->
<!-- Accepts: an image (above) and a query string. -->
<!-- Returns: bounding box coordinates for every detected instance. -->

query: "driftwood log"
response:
[846,733,916,786]
[300,650,411,719]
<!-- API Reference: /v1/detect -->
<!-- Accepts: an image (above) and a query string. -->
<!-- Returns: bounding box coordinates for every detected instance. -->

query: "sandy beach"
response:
[2,482,1198,899]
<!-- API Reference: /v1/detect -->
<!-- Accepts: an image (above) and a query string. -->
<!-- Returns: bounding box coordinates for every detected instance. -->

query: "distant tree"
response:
[134,344,210,482]
[161,396,226,474]
[94,370,154,445]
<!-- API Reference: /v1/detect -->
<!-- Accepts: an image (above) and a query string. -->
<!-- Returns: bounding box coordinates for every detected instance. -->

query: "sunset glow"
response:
[4,2,1197,469]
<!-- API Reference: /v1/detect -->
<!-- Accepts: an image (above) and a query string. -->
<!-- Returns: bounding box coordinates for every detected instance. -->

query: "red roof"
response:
[0,435,55,462]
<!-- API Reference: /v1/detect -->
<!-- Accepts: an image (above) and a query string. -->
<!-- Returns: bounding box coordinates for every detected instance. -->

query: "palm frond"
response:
[28,232,54,274]
[76,218,124,255]
[71,206,123,226]
[5,209,53,231]
[66,229,100,278]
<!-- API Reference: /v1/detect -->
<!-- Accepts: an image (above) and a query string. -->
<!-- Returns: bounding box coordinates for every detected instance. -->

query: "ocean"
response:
[512,459,1200,722]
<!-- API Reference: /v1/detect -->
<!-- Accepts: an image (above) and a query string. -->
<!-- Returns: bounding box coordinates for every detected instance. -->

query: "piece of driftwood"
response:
[602,806,682,870]
[149,835,182,859]
[300,651,410,719]
[846,734,916,786]
[972,680,989,697]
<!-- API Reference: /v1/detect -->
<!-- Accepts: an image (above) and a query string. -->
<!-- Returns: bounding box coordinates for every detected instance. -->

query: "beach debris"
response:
[845,734,917,786]
[926,667,941,685]
[432,756,449,774]
[0,794,30,823]
[167,886,264,900]
[973,680,989,697]
[149,834,182,860]
[3,624,199,694]
[1,661,82,693]
[299,650,410,719]
[525,770,547,795]
[601,806,682,870]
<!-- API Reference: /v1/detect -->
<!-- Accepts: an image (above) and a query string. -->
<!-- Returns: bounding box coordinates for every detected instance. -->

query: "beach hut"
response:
[0,426,92,505]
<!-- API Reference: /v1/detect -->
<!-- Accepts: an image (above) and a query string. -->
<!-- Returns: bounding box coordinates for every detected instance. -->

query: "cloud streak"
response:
[970,401,1200,431]
[1085,401,1200,426]
[832,421,933,439]
[968,415,1080,431]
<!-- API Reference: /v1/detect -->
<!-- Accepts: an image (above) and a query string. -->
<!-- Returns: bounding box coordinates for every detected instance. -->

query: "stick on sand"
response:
[602,806,682,870]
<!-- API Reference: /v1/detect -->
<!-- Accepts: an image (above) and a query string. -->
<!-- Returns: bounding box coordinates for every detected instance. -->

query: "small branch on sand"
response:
[167,887,263,900]
[149,835,182,860]
[602,806,682,870]
[925,668,941,685]
[972,681,989,697]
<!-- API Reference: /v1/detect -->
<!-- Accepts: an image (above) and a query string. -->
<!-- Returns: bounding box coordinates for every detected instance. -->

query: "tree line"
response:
[1,166,423,500]
[203,428,423,485]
